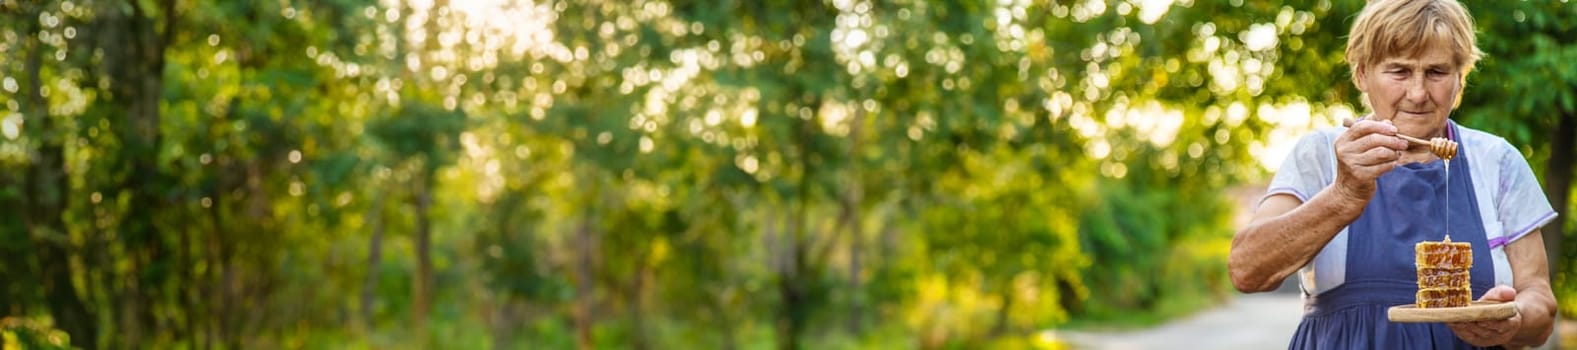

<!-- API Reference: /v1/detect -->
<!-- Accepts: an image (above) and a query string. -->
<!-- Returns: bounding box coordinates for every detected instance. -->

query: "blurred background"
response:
[0,0,1574,349]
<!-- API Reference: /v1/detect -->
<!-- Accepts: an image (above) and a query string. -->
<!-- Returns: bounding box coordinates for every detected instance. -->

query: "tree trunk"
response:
[846,207,865,334]
[755,204,778,350]
[222,161,271,349]
[487,195,526,349]
[20,6,97,347]
[413,172,434,344]
[1544,114,1573,277]
[713,296,738,350]
[1541,113,1574,346]
[845,108,866,335]
[0,166,26,316]
[178,202,196,343]
[629,254,651,350]
[776,115,820,350]
[777,190,809,350]
[991,287,1014,337]
[879,214,899,270]
[574,205,597,350]
[95,0,176,345]
[489,295,519,350]
[206,172,229,350]
[774,206,802,350]
[362,189,389,331]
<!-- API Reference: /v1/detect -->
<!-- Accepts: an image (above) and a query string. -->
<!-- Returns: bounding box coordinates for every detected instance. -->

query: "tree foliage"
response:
[1,0,1572,349]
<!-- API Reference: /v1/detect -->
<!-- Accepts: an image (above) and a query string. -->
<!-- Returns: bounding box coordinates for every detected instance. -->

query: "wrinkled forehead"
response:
[1366,20,1468,70]
[1376,37,1458,68]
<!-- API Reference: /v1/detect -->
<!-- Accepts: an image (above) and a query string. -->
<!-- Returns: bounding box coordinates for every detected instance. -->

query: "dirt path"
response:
[1050,293,1305,350]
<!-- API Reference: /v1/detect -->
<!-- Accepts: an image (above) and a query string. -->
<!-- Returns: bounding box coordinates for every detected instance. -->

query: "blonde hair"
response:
[1345,0,1484,82]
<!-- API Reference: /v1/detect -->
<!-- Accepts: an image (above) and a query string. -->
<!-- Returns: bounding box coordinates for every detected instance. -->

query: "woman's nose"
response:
[1405,76,1430,103]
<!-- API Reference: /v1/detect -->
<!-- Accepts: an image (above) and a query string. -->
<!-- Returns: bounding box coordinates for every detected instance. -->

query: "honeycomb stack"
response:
[1414,237,1472,308]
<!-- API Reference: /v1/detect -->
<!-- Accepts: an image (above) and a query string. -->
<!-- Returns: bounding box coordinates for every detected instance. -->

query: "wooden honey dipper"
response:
[1341,118,1458,160]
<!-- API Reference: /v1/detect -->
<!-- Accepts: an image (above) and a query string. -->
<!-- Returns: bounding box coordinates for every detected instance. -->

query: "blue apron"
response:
[1288,124,1501,350]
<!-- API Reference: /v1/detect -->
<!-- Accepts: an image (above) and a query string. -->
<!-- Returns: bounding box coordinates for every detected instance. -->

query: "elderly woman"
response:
[1229,0,1559,348]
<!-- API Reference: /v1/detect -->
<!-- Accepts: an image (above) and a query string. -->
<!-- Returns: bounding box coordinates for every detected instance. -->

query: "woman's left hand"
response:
[1447,285,1521,346]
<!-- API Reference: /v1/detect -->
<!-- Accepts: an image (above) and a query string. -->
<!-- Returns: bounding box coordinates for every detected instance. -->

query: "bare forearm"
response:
[1233,119,1406,293]
[1510,284,1557,346]
[1230,186,1369,292]
[1503,230,1558,347]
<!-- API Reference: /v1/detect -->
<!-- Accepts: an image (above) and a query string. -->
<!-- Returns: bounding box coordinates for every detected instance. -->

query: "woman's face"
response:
[1356,45,1460,138]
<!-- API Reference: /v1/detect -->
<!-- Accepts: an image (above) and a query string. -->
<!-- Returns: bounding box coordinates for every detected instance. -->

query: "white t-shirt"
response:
[1261,121,1557,296]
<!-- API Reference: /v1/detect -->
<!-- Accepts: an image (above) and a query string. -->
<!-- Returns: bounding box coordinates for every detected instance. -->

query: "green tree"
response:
[5,0,1571,349]
[1458,3,1577,317]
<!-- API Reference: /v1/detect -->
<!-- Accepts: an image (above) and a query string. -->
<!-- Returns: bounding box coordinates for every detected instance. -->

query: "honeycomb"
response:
[1414,238,1471,308]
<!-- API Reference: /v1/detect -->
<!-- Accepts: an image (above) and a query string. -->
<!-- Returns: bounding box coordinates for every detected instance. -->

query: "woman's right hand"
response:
[1333,118,1410,202]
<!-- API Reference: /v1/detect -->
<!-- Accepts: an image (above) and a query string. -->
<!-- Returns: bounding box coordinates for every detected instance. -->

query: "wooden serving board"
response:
[1388,301,1517,323]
